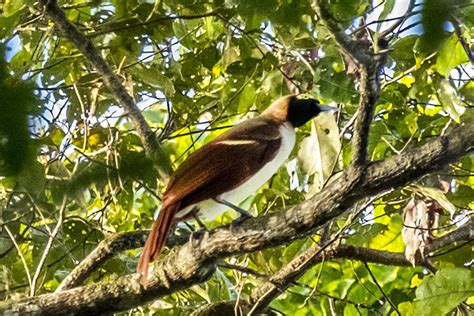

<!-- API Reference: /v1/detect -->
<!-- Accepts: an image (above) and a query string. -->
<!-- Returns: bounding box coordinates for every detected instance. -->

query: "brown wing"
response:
[163,116,283,210]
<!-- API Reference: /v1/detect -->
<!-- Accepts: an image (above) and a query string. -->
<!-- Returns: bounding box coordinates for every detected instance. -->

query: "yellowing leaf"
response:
[3,0,25,17]
[397,302,414,316]
[369,214,405,252]
[88,133,101,146]
[212,64,221,77]
[410,274,424,288]
[400,75,415,88]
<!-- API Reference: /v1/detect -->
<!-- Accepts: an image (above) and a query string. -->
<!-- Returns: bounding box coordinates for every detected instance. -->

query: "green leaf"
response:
[432,243,471,268]
[330,0,367,23]
[419,0,452,53]
[433,77,465,123]
[347,223,387,246]
[397,301,414,315]
[391,36,418,69]
[378,0,396,26]
[436,33,470,77]
[0,59,37,176]
[237,83,256,113]
[414,268,473,316]
[3,0,25,17]
[297,113,341,194]
[459,81,474,104]
[142,104,166,124]
[17,161,45,197]
[369,213,404,252]
[129,64,175,96]
[222,46,240,67]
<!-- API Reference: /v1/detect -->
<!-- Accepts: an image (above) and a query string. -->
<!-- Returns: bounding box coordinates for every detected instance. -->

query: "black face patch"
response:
[287,97,321,127]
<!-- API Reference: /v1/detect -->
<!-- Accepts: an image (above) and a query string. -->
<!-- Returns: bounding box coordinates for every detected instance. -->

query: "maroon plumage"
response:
[137,95,329,286]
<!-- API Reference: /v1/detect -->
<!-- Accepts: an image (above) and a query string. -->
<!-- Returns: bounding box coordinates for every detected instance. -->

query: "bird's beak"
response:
[319,105,339,112]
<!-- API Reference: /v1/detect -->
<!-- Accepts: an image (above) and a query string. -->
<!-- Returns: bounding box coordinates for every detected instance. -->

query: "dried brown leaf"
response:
[402,196,441,265]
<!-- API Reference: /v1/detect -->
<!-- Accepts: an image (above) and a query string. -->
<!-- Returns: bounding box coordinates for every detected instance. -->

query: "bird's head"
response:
[262,95,337,127]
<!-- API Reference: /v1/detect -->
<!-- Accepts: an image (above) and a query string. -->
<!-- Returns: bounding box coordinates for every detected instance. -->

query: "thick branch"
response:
[350,64,380,166]
[244,219,473,314]
[39,0,173,177]
[312,0,384,166]
[311,1,371,66]
[56,229,190,291]
[55,232,147,292]
[194,222,473,316]
[1,122,473,315]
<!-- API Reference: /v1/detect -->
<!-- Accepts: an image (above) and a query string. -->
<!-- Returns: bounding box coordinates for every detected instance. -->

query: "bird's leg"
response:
[187,207,208,246]
[213,197,253,222]
[183,221,195,232]
[191,212,208,231]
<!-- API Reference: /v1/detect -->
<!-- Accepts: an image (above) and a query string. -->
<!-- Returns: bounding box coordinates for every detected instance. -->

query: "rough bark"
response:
[1,122,473,315]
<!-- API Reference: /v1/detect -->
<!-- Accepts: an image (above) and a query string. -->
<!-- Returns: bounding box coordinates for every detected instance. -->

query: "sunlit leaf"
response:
[433,77,465,123]
[436,33,470,77]
[414,268,473,316]
[298,114,341,194]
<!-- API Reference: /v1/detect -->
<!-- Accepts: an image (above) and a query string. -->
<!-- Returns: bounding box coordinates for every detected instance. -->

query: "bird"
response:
[137,95,336,286]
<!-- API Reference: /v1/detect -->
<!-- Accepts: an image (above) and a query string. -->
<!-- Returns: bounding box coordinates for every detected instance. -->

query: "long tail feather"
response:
[137,202,179,287]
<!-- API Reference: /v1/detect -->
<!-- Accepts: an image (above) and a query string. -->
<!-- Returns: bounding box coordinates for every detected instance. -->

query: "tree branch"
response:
[55,231,147,292]
[380,0,417,38]
[39,0,173,178]
[192,221,473,316]
[312,0,385,167]
[88,10,223,38]
[1,122,473,315]
[55,229,190,291]
[451,16,474,64]
[31,197,67,296]
[311,1,372,66]
[350,63,381,166]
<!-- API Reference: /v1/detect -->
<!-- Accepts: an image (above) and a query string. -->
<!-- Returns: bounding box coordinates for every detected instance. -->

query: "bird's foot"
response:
[229,213,254,234]
[232,213,252,225]
[188,226,210,248]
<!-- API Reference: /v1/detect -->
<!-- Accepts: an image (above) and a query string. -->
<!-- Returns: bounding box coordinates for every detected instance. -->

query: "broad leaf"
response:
[414,268,473,316]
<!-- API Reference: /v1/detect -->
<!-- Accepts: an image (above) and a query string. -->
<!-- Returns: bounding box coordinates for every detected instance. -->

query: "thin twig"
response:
[219,263,269,280]
[88,10,222,38]
[5,226,32,291]
[380,0,417,38]
[30,197,67,296]
[381,53,437,88]
[363,261,400,315]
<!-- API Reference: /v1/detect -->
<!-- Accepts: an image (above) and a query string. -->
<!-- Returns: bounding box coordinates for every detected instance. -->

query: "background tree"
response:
[0,0,472,315]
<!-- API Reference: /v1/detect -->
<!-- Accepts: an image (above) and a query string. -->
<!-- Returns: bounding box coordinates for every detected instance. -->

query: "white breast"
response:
[176,122,296,220]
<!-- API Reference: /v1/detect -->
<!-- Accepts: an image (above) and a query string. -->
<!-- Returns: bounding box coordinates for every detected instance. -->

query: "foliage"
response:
[0,0,472,314]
